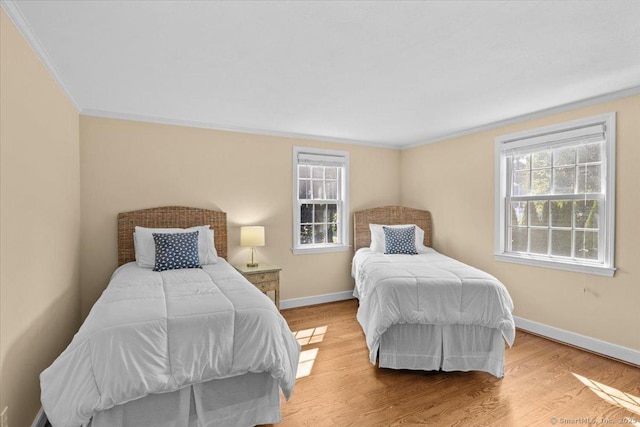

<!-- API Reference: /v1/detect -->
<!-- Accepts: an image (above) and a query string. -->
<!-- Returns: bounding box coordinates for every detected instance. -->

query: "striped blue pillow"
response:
[152,231,201,271]
[383,226,418,255]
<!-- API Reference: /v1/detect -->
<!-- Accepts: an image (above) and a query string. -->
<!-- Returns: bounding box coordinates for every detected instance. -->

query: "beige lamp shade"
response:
[240,226,265,247]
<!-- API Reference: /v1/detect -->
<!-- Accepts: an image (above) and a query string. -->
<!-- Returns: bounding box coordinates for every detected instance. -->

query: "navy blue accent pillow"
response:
[383,226,418,255]
[152,231,201,271]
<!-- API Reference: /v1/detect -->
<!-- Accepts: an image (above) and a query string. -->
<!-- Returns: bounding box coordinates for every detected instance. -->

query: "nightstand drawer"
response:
[247,271,279,284]
[253,280,278,292]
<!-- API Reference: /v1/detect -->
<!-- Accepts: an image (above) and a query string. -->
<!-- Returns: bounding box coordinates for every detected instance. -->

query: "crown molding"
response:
[4,0,638,150]
[80,108,400,150]
[401,85,640,150]
[84,85,640,151]
[1,0,81,111]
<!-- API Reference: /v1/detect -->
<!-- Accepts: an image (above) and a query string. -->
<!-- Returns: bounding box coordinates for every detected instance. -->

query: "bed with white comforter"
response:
[41,259,300,427]
[351,206,516,378]
[353,247,515,377]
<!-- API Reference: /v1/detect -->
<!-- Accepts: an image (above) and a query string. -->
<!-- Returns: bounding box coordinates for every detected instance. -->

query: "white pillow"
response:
[369,224,431,253]
[134,225,218,268]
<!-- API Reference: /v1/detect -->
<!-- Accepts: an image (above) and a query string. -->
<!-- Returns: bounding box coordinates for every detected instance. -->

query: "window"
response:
[494,113,616,276]
[293,147,349,254]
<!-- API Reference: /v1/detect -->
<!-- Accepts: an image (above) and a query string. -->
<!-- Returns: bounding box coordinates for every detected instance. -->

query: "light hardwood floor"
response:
[269,299,640,427]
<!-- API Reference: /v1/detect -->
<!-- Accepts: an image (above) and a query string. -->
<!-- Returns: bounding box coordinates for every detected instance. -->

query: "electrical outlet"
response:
[1,406,8,427]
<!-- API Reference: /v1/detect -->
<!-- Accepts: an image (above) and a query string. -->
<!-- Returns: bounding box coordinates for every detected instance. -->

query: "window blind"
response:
[297,152,347,167]
[502,124,605,156]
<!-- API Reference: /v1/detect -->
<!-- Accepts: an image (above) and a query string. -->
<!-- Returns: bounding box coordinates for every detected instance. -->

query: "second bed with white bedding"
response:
[353,247,515,378]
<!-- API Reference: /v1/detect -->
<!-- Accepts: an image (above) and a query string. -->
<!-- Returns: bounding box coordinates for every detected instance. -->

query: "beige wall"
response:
[401,94,640,351]
[79,116,401,316]
[0,9,81,427]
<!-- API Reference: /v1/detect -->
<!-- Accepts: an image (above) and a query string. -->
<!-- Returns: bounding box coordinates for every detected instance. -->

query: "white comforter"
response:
[40,260,300,427]
[352,248,515,364]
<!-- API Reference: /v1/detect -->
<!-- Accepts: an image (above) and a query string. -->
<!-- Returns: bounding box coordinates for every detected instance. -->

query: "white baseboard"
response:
[280,290,355,310]
[32,407,47,427]
[514,316,640,366]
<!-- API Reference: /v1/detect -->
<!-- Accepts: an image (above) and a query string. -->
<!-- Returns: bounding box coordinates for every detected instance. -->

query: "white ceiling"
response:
[4,0,640,148]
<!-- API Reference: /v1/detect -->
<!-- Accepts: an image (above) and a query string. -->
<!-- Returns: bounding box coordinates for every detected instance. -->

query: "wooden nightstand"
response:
[234,264,281,309]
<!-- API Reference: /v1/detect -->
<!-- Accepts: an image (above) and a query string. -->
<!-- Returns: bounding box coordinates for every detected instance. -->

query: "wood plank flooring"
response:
[268,299,640,427]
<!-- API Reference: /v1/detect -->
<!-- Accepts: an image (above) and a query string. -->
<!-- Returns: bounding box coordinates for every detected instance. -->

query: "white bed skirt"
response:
[88,372,281,427]
[379,323,506,378]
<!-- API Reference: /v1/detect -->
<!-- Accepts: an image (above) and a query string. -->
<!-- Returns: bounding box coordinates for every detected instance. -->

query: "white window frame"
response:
[494,113,616,277]
[292,146,350,255]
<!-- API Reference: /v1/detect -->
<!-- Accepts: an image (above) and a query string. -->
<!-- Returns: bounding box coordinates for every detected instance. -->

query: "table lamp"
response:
[240,226,265,267]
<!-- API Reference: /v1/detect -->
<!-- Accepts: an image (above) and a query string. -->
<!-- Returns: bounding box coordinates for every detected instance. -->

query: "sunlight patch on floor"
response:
[292,326,327,379]
[573,372,640,421]
[294,326,327,346]
[297,348,319,378]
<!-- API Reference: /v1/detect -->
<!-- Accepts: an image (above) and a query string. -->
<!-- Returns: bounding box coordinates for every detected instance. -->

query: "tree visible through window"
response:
[508,143,601,260]
[495,113,616,276]
[298,164,340,244]
[293,147,349,254]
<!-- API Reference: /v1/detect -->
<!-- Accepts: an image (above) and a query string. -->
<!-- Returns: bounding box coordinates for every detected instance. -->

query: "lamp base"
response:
[246,262,259,267]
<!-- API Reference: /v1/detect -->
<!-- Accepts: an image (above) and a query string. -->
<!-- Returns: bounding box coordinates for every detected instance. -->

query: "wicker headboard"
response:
[353,206,432,252]
[117,206,228,265]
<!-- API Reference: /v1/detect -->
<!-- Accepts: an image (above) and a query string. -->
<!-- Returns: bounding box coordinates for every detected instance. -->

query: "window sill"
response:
[494,253,616,277]
[292,244,351,255]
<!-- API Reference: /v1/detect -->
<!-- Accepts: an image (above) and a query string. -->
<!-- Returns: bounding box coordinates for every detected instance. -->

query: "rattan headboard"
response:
[117,206,228,265]
[353,206,432,252]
